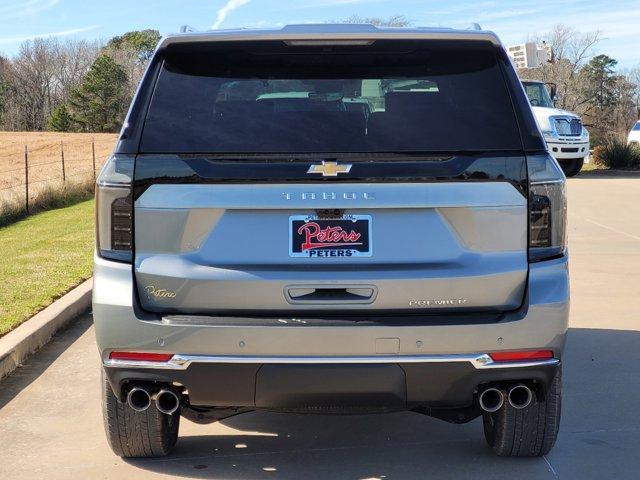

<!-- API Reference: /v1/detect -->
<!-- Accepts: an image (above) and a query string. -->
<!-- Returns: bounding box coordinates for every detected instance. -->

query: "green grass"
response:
[0,199,94,336]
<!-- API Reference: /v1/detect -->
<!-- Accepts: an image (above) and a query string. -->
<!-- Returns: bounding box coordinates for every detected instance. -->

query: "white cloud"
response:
[0,0,61,19]
[212,0,252,29]
[0,25,99,45]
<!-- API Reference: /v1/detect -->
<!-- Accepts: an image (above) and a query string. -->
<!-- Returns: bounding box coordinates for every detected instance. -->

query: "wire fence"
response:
[0,137,115,213]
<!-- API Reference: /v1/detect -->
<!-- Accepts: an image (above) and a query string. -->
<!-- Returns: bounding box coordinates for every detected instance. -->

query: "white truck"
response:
[522,80,589,176]
[628,121,640,146]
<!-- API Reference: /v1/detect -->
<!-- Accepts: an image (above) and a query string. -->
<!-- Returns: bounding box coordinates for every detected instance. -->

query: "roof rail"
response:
[180,25,198,33]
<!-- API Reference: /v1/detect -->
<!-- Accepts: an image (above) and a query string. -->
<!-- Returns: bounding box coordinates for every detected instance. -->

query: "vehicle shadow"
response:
[125,327,640,480]
[0,314,92,410]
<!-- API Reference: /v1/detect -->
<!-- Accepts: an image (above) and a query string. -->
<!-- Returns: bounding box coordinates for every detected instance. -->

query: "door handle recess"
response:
[284,285,377,305]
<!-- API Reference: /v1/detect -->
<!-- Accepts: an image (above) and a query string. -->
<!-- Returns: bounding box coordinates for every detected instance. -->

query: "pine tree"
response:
[48,104,73,132]
[69,54,128,132]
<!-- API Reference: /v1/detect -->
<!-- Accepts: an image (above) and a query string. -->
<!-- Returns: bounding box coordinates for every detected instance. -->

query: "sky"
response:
[1,0,639,68]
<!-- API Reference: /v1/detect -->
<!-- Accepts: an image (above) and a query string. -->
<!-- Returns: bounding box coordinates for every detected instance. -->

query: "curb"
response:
[579,169,640,177]
[0,278,92,380]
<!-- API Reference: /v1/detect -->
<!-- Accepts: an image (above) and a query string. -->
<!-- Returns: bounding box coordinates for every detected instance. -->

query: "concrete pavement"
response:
[1,175,639,479]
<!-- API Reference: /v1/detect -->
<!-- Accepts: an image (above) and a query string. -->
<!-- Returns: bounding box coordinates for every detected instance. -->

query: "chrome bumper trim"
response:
[103,353,559,371]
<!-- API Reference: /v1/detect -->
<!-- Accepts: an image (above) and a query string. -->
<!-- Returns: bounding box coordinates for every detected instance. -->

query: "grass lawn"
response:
[0,199,94,336]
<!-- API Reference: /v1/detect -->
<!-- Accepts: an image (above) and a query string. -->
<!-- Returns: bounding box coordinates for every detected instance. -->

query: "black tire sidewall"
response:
[101,369,180,457]
[560,158,583,177]
[481,366,562,457]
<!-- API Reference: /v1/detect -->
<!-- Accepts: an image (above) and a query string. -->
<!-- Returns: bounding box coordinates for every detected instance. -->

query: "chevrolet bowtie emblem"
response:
[307,161,352,177]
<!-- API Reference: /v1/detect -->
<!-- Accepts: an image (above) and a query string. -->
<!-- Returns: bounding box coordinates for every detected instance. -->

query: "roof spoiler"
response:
[158,24,503,50]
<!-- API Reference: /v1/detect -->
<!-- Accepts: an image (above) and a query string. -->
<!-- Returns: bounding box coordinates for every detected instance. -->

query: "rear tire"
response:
[102,370,180,458]
[482,367,561,457]
[559,158,583,177]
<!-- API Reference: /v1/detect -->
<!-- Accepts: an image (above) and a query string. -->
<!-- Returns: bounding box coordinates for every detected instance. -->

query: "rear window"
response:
[140,41,522,153]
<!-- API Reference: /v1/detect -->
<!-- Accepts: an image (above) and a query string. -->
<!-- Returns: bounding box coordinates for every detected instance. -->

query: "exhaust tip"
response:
[479,387,504,413]
[508,384,533,409]
[127,387,151,412]
[155,389,180,415]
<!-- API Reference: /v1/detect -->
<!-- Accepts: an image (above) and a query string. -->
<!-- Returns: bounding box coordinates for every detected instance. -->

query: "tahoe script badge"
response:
[289,214,372,258]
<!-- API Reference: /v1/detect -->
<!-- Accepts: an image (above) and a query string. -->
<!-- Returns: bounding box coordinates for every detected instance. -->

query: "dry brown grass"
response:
[0,175,95,226]
[0,131,117,204]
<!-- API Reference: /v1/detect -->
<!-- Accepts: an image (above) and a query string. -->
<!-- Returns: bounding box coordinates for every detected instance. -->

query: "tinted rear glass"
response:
[141,41,522,153]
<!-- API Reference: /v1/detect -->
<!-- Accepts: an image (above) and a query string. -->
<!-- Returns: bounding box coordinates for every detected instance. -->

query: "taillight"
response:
[96,154,134,262]
[527,154,566,262]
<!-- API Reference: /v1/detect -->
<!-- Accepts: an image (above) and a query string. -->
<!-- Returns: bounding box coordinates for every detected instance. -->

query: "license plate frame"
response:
[289,214,372,258]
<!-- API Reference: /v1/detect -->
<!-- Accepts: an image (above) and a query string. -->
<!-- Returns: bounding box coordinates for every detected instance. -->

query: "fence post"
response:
[24,145,29,214]
[91,139,96,180]
[61,140,66,183]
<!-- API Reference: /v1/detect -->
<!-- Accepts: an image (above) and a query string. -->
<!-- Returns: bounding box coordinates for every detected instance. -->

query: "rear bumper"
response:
[104,357,559,410]
[94,253,569,409]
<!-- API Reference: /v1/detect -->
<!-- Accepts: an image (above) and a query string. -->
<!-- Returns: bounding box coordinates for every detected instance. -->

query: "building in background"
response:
[507,42,551,69]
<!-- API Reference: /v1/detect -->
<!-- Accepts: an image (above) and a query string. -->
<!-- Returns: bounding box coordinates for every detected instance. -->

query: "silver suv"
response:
[94,25,568,458]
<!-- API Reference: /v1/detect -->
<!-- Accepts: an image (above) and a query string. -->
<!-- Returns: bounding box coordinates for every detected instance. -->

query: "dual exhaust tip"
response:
[128,383,532,415]
[126,387,180,415]
[479,384,533,413]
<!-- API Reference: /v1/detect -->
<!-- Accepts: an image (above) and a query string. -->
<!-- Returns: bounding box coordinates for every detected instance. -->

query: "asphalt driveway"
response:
[1,174,639,479]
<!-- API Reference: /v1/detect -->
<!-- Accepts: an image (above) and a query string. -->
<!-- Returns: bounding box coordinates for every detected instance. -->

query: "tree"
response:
[609,75,638,137]
[579,56,637,143]
[578,55,618,143]
[625,67,640,121]
[583,55,618,111]
[0,56,10,126]
[542,25,601,69]
[520,25,601,114]
[69,54,128,132]
[51,39,102,104]
[8,39,58,130]
[48,104,73,132]
[105,30,161,100]
[0,38,100,131]
[0,31,156,132]
[340,14,411,27]
[107,29,161,62]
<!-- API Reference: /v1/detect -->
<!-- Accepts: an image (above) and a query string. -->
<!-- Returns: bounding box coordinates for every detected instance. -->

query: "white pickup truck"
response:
[522,80,590,176]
